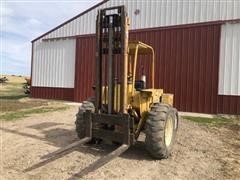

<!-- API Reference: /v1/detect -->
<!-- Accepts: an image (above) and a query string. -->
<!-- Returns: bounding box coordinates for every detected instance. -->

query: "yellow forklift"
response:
[75,5,178,170]
[28,6,179,178]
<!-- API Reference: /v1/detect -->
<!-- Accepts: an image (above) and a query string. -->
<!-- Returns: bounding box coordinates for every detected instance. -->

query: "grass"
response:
[1,94,28,100]
[0,106,68,121]
[0,75,69,120]
[0,78,27,97]
[182,116,233,126]
[1,83,27,98]
[0,99,49,113]
[0,75,49,112]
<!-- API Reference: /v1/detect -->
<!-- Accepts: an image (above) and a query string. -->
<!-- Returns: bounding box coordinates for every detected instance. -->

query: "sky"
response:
[1,0,101,75]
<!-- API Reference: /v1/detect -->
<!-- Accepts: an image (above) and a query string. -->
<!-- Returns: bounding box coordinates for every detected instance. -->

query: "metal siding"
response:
[31,87,74,101]
[219,23,240,96]
[218,95,240,115]
[32,39,76,88]
[74,24,223,114]
[36,0,239,40]
[74,36,96,102]
[30,0,240,114]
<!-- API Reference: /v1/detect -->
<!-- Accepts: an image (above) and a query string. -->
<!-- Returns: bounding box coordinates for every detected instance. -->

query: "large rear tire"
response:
[75,101,95,139]
[145,103,178,159]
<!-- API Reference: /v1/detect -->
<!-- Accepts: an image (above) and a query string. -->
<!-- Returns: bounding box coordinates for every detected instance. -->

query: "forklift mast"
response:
[95,6,129,114]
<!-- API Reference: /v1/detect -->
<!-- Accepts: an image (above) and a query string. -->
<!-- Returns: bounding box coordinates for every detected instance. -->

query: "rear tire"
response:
[75,101,95,139]
[145,103,178,159]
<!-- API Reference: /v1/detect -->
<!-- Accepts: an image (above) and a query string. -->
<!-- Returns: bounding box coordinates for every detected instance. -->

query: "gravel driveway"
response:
[1,106,239,180]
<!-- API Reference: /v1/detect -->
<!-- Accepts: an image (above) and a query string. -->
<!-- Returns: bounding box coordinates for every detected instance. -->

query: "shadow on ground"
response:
[1,121,153,178]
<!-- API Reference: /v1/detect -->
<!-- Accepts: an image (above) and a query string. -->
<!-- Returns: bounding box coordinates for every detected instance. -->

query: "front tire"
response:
[75,101,95,139]
[145,103,178,159]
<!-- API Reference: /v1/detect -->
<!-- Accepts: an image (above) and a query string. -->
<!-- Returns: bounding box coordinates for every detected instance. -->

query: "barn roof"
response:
[32,0,108,42]
[32,0,240,43]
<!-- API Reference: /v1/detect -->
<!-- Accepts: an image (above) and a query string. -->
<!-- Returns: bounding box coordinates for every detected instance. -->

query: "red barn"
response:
[31,0,240,114]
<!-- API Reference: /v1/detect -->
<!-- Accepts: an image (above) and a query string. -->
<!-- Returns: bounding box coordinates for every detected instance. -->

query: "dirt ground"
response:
[1,106,240,180]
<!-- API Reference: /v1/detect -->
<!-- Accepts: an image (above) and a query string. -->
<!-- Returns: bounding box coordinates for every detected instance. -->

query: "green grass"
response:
[0,75,69,119]
[0,94,28,100]
[0,100,49,112]
[182,116,232,126]
[0,76,49,112]
[0,82,26,98]
[0,106,68,121]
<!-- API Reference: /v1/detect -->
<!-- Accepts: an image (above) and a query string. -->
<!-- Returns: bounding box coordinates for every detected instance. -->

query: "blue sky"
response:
[1,0,101,75]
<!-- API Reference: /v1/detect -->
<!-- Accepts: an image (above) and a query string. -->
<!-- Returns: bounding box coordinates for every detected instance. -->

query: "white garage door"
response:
[219,23,240,96]
[32,39,76,88]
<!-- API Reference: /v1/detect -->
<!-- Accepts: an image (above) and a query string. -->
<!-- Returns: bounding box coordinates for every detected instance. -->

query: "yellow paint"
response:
[100,41,175,138]
[162,93,174,106]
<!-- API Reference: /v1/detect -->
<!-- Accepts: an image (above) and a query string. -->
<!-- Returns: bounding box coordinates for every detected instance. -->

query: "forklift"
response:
[75,5,178,169]
[29,6,179,177]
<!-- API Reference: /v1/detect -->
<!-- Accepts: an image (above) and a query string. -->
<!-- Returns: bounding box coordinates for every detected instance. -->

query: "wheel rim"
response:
[165,115,174,147]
